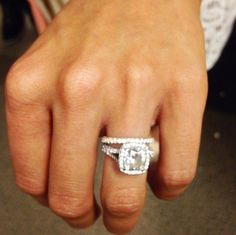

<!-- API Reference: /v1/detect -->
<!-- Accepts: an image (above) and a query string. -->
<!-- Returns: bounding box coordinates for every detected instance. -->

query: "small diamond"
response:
[101,136,155,144]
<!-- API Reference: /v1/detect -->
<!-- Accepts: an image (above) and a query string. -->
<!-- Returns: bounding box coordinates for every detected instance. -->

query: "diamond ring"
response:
[101,137,159,175]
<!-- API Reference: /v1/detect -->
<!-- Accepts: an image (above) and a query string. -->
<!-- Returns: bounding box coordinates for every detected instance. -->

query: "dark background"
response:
[208,22,236,114]
[0,8,235,235]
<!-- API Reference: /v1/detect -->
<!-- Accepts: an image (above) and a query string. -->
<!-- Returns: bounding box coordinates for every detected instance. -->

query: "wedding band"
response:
[101,137,159,175]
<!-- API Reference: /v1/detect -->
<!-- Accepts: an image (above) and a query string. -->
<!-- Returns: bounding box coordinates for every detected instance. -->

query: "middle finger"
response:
[48,66,103,228]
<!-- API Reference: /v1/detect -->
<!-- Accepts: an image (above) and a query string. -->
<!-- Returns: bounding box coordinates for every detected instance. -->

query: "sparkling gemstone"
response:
[119,143,151,175]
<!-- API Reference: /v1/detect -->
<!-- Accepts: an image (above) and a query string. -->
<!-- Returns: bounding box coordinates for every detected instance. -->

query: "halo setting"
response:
[101,137,158,175]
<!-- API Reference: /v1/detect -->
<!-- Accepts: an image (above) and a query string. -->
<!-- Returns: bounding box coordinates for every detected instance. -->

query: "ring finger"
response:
[101,94,157,233]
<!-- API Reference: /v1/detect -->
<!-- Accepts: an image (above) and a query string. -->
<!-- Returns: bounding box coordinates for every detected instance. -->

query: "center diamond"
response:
[118,143,151,175]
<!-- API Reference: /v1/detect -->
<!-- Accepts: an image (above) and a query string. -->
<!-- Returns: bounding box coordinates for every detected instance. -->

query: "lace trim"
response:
[201,0,236,70]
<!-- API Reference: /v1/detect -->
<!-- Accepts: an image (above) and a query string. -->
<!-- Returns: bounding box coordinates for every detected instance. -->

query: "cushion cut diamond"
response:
[118,143,152,175]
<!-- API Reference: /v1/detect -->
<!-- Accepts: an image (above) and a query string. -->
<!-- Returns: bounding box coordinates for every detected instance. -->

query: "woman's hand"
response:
[5,0,208,233]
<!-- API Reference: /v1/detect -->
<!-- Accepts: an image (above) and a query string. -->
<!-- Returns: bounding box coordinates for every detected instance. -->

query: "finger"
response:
[5,61,51,200]
[101,93,156,234]
[48,68,103,228]
[149,80,207,200]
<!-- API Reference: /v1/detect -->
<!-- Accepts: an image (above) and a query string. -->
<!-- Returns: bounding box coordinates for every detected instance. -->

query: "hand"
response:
[5,0,208,233]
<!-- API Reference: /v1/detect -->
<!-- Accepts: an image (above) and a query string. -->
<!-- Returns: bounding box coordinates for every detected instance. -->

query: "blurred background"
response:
[0,1,236,235]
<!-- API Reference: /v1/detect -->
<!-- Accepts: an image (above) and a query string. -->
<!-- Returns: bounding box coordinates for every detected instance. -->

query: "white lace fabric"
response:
[201,0,236,70]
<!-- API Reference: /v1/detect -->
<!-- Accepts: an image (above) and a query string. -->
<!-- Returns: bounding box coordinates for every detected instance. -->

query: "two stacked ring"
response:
[101,137,159,175]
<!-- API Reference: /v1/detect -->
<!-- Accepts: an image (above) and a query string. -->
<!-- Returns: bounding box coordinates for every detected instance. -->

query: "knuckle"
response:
[171,68,208,97]
[103,188,142,217]
[161,169,196,189]
[168,71,208,116]
[126,63,154,88]
[57,63,103,105]
[49,192,92,219]
[171,75,193,96]
[15,174,45,196]
[5,58,41,106]
[6,60,27,97]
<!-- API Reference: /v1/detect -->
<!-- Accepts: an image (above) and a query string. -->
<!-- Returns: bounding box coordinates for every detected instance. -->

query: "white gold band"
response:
[101,136,155,144]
